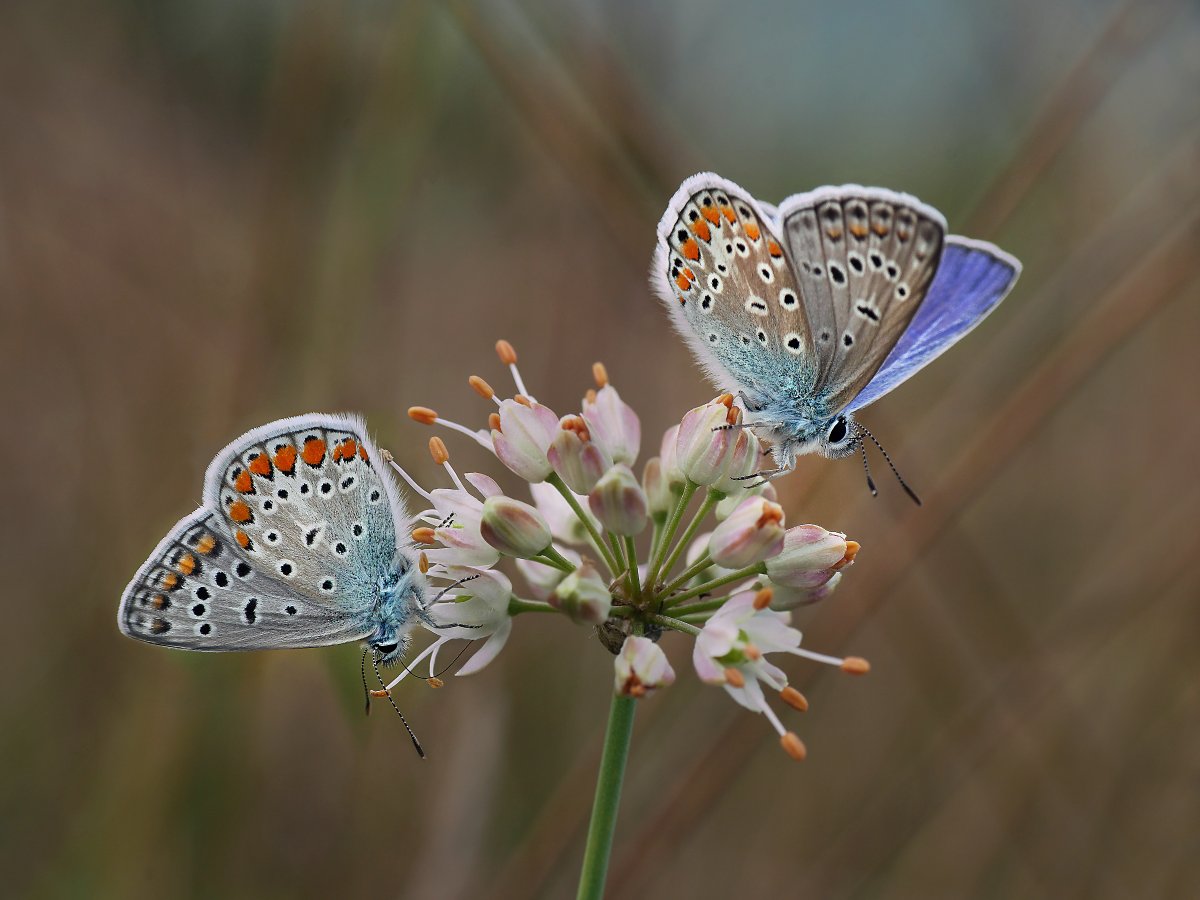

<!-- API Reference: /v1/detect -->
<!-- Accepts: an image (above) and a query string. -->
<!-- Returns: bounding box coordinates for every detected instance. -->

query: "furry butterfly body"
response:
[654,173,1020,477]
[118,413,427,666]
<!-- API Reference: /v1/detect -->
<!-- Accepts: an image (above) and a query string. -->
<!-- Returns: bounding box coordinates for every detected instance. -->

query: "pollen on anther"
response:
[428,436,450,466]
[408,406,438,425]
[488,412,502,432]
[724,667,745,688]
[513,395,532,408]
[418,552,430,574]
[840,540,860,566]
[411,527,436,544]
[495,339,518,365]
[592,361,608,388]
[841,656,871,675]
[716,393,734,409]
[426,677,445,689]
[469,375,495,400]
[753,587,773,610]
[780,732,807,761]
[780,686,809,712]
[744,643,762,661]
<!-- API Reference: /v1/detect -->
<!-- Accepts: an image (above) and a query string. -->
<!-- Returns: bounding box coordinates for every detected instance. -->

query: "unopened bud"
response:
[479,496,552,559]
[708,496,786,569]
[588,464,649,536]
[549,560,612,625]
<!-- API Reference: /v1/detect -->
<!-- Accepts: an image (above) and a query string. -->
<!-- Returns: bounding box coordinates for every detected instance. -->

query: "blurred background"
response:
[2,0,1198,897]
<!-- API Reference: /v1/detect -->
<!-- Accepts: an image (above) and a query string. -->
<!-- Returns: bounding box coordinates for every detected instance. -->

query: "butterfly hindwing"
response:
[846,236,1021,413]
[778,187,946,412]
[655,173,816,399]
[118,509,373,651]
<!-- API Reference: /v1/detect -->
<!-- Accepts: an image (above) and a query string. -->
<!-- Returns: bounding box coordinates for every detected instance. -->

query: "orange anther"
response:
[841,657,871,676]
[585,389,597,405]
[369,689,390,698]
[780,732,807,761]
[755,502,783,529]
[780,687,809,712]
[513,395,532,408]
[428,436,449,466]
[753,587,773,610]
[426,677,445,689]
[562,416,590,441]
[411,527,436,544]
[488,412,502,432]
[408,406,438,425]
[495,339,518,365]
[716,393,735,408]
[842,541,860,565]
[469,375,495,399]
[418,552,430,574]
[725,405,742,426]
[744,643,762,661]
[723,667,745,688]
[592,361,608,388]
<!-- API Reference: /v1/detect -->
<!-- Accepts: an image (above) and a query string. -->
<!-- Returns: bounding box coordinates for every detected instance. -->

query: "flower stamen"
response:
[495,339,532,399]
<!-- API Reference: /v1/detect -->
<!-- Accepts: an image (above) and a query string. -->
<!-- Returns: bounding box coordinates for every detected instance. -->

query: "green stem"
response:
[538,545,578,573]
[648,515,666,562]
[507,597,559,615]
[654,488,723,594]
[547,473,620,575]
[660,551,713,596]
[608,533,626,571]
[663,564,764,607]
[646,481,697,590]
[670,597,730,617]
[623,535,642,601]
[649,614,701,637]
[576,692,637,900]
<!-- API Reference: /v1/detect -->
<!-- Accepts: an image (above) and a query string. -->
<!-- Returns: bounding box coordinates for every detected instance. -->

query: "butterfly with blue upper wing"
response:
[653,172,1020,488]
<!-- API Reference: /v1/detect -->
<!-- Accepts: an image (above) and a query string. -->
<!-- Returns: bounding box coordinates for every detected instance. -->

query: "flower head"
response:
[582,379,641,466]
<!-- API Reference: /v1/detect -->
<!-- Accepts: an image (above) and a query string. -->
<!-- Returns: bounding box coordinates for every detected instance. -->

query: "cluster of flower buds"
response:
[393,340,868,760]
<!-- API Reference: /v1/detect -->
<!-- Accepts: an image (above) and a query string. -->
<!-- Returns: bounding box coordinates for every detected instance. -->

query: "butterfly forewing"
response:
[659,175,816,396]
[119,509,373,651]
[778,188,946,412]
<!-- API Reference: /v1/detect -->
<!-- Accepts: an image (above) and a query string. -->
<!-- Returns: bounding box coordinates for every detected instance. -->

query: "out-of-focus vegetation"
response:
[2,0,1197,897]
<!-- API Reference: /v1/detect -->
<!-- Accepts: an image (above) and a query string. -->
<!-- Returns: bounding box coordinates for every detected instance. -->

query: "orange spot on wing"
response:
[273,445,297,473]
[850,224,868,238]
[720,205,736,223]
[150,594,168,610]
[229,501,252,523]
[160,572,179,590]
[248,454,272,477]
[177,553,196,575]
[234,470,254,493]
[691,220,712,242]
[827,227,843,240]
[675,273,692,291]
[359,445,369,462]
[767,240,783,258]
[701,206,721,225]
[235,529,251,549]
[302,438,326,466]
[744,222,760,241]
[195,533,216,555]
[872,223,889,236]
[681,238,700,261]
[340,439,358,461]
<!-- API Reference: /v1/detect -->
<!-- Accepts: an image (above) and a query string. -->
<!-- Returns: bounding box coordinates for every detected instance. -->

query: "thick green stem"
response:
[649,614,702,637]
[646,481,697,590]
[547,473,620,575]
[507,597,558,616]
[576,692,637,900]
[538,545,578,573]
[663,564,764,607]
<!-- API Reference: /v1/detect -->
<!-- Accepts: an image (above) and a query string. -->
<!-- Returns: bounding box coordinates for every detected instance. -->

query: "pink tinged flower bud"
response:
[549,560,612,625]
[582,384,641,466]
[588,464,649,536]
[708,496,787,569]
[491,398,559,482]
[768,571,843,610]
[659,425,686,492]
[547,416,612,494]
[764,525,852,587]
[614,635,675,697]
[724,428,761,484]
[642,457,674,518]
[480,495,553,559]
[675,402,738,486]
[516,548,580,601]
[715,480,777,521]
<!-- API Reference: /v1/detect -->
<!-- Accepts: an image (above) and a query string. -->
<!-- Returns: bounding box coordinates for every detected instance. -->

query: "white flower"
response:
[492,398,559,482]
[614,636,675,697]
[582,384,640,466]
[421,488,500,568]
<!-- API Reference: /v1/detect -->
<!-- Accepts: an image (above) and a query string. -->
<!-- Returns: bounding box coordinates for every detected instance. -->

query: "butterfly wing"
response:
[119,413,414,651]
[846,236,1021,414]
[653,173,818,400]
[777,186,946,413]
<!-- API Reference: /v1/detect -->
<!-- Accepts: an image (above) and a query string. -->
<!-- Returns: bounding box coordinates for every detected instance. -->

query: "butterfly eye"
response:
[374,642,398,655]
[827,418,849,445]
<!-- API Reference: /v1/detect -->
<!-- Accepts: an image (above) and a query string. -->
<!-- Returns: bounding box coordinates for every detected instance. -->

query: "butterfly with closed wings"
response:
[653,172,1020,495]
[118,413,437,754]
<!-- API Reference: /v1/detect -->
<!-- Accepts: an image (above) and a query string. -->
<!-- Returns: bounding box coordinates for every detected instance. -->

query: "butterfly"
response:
[653,172,1020,487]
[118,414,429,697]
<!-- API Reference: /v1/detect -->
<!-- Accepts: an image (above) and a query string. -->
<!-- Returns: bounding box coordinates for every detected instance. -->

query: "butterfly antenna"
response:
[370,651,426,759]
[361,646,372,716]
[858,425,922,506]
[858,440,878,497]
